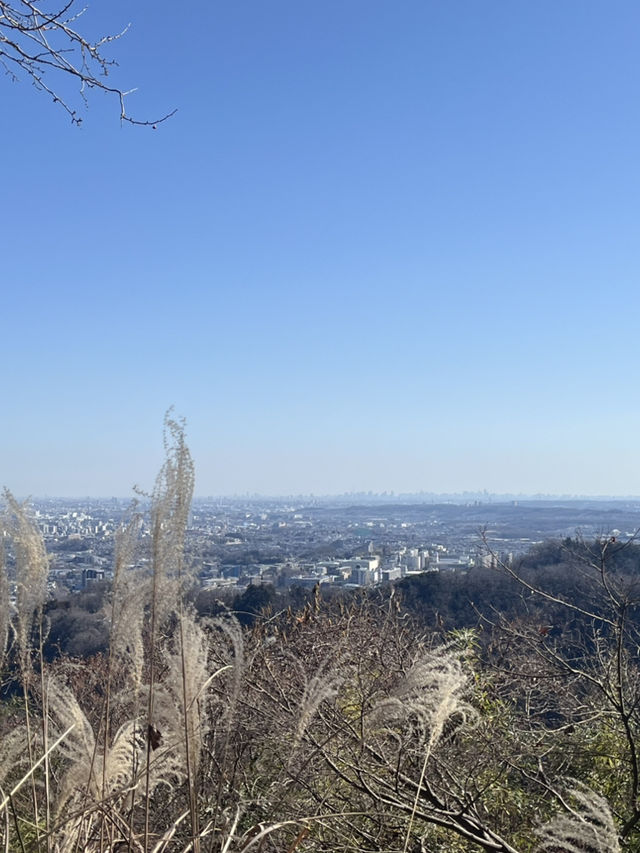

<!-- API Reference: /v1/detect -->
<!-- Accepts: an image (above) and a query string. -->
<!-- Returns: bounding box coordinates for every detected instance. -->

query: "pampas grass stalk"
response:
[177,607,202,852]
[209,616,245,852]
[99,505,141,853]
[3,491,49,673]
[4,490,50,853]
[536,781,621,853]
[0,724,75,814]
[143,413,195,851]
[38,622,51,853]
[0,534,8,673]
[1,787,9,853]
[292,660,343,752]
[393,644,478,853]
[143,505,161,851]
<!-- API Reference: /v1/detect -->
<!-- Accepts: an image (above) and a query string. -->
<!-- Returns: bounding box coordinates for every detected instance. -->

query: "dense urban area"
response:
[5,481,640,851]
[29,495,640,596]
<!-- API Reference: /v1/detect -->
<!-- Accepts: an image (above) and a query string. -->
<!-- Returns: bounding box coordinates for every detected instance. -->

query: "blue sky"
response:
[2,1,640,497]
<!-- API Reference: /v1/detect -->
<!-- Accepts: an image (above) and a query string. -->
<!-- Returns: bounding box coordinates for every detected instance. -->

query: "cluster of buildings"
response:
[8,494,625,599]
[202,546,478,594]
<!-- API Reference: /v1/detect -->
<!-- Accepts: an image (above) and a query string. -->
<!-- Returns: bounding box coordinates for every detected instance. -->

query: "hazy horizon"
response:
[21,489,640,504]
[4,2,640,498]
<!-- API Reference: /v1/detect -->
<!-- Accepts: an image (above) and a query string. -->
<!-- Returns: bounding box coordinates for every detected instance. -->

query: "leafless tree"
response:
[481,530,640,848]
[0,0,175,124]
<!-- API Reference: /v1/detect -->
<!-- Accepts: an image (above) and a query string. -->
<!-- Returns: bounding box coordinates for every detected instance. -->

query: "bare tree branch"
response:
[0,0,175,124]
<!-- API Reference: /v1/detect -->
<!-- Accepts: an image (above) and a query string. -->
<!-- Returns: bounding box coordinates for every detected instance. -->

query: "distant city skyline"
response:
[3,2,640,498]
[21,495,640,506]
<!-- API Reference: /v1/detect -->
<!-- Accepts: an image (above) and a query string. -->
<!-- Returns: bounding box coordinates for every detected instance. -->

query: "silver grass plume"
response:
[46,676,187,825]
[107,506,145,693]
[373,643,477,753]
[0,530,9,670]
[0,727,29,789]
[47,677,97,788]
[213,616,245,731]
[3,490,49,669]
[375,644,479,853]
[142,413,195,850]
[148,413,195,628]
[536,781,621,853]
[292,659,344,751]
[158,609,211,776]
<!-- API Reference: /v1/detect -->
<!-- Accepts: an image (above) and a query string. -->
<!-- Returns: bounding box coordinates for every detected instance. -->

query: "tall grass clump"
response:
[0,529,9,672]
[0,416,211,853]
[536,782,621,853]
[3,490,49,671]
[2,489,51,849]
[142,412,196,850]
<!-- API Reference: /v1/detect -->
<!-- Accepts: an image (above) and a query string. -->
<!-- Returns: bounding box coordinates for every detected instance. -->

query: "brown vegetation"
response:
[0,419,637,852]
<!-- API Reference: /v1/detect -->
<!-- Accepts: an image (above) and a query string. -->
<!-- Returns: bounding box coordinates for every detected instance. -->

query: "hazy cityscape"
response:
[27,495,640,598]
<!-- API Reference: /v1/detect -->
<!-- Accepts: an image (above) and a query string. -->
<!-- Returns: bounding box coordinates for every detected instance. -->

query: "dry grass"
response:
[536,781,621,853]
[0,419,627,853]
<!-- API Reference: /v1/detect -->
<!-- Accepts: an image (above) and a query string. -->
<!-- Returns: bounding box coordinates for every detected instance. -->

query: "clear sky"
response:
[2,1,640,497]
